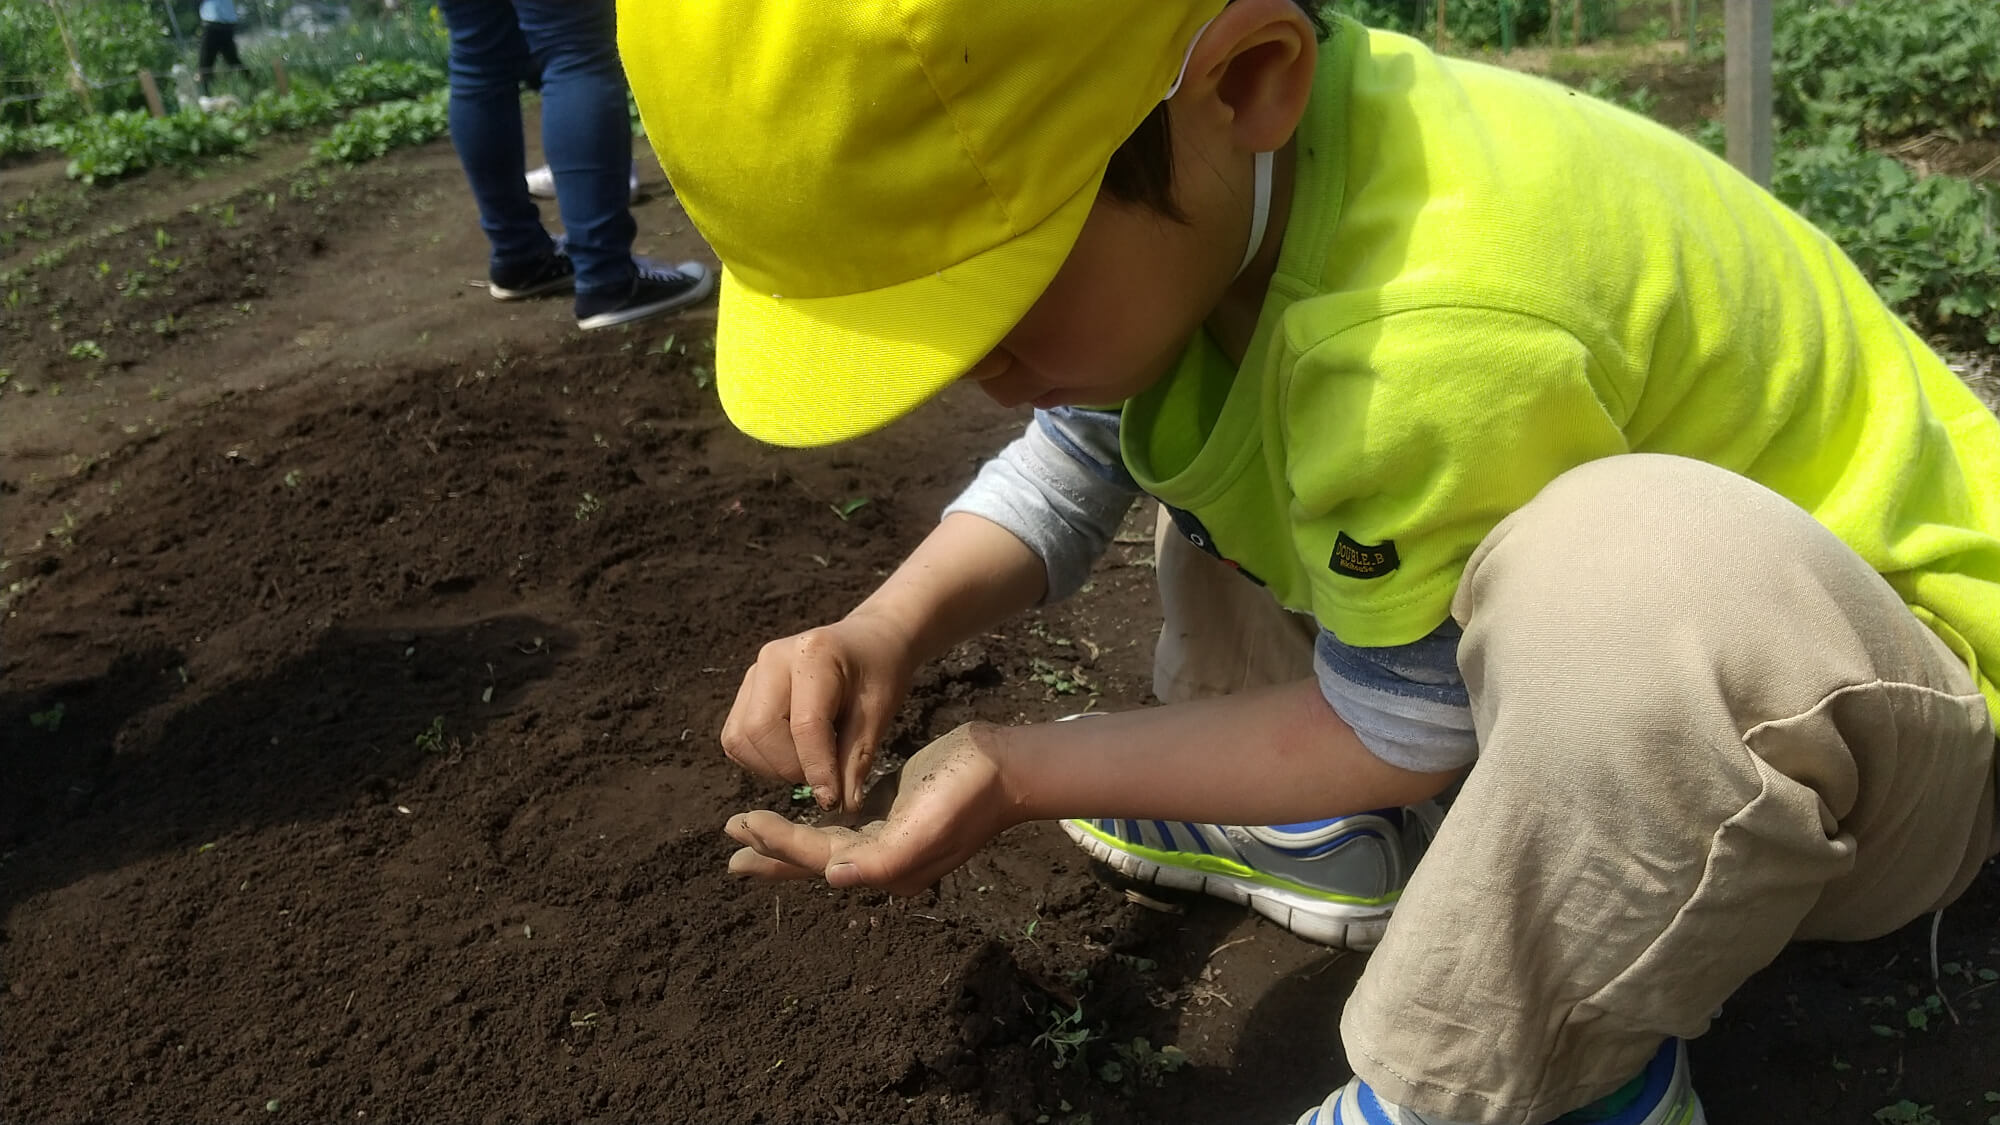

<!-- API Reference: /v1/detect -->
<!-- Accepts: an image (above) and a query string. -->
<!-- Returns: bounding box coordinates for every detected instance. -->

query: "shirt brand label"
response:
[1329,532,1399,579]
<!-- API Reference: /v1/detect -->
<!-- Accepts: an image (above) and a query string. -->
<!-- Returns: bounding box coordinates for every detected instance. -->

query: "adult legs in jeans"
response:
[438,0,635,295]
[1338,454,1997,1124]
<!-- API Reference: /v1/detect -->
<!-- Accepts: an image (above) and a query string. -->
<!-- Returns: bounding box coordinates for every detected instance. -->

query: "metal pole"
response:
[1724,0,1774,186]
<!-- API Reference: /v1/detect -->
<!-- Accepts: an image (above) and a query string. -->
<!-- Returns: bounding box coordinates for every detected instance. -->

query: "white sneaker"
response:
[524,162,640,203]
[1062,806,1439,951]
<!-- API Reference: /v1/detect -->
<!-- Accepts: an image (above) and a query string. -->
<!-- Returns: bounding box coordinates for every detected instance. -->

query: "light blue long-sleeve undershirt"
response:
[943,406,1476,773]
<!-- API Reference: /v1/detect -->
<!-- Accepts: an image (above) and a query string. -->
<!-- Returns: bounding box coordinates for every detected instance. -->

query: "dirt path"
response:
[2,129,1996,1125]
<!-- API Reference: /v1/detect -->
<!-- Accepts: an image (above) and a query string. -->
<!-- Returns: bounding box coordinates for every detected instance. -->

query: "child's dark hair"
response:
[1100,1,1332,220]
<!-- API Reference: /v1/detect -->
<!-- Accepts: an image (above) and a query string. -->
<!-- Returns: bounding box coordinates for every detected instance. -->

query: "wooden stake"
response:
[1436,0,1446,50]
[138,69,166,117]
[1572,0,1582,44]
[273,58,290,96]
[1724,0,1774,186]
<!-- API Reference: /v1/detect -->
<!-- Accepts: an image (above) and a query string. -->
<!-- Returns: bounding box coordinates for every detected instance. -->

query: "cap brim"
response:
[714,174,1101,448]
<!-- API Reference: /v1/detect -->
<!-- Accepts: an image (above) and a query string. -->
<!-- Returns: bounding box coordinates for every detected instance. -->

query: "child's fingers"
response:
[787,661,846,808]
[835,679,901,813]
[727,662,807,784]
[726,845,818,881]
[725,809,851,876]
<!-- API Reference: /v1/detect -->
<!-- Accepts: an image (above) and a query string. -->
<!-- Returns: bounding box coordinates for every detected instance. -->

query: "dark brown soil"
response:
[3,130,1997,1125]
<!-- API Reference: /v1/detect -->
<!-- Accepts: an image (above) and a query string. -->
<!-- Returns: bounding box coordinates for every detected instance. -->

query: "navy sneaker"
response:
[1061,805,1438,951]
[1295,1038,1706,1125]
[489,237,575,301]
[575,258,714,330]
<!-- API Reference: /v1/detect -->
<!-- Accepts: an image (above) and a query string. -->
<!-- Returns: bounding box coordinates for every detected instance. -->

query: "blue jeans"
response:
[438,0,635,294]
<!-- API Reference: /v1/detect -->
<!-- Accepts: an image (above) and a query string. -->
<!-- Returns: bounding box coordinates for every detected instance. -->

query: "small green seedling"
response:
[1100,1036,1188,1087]
[789,784,814,802]
[28,702,64,732]
[831,496,871,521]
[414,716,447,754]
[1031,1000,1098,1071]
[574,492,603,521]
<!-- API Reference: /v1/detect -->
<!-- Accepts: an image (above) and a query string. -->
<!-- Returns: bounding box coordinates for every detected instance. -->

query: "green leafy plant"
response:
[328,61,445,109]
[1097,1037,1189,1087]
[1774,0,2000,142]
[28,701,65,732]
[830,496,871,521]
[63,110,253,184]
[414,716,447,754]
[234,87,343,136]
[312,91,449,164]
[1326,0,1554,47]
[237,11,449,90]
[1031,1000,1100,1072]
[1771,128,2000,347]
[0,1,176,128]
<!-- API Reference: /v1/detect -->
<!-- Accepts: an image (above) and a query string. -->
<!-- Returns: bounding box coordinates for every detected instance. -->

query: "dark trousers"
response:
[197,21,244,94]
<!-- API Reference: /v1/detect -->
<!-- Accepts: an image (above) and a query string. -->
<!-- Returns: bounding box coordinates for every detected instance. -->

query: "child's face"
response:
[961,177,1250,411]
[957,0,1313,413]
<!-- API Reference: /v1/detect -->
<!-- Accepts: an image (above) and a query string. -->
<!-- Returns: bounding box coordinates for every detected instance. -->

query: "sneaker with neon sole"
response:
[1060,804,1439,951]
[1293,1038,1706,1125]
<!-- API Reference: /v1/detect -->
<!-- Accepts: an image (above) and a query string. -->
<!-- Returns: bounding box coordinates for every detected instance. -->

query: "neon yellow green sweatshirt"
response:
[1121,19,2000,724]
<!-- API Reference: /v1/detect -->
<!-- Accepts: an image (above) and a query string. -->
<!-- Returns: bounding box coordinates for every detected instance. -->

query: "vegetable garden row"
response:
[3,0,1998,346]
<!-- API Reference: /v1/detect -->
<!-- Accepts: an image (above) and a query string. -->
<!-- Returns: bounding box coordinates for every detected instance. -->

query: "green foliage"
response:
[63,108,252,183]
[1324,0,1555,47]
[0,0,177,126]
[328,61,445,109]
[0,120,81,161]
[234,86,342,136]
[1774,0,2000,141]
[236,9,450,88]
[1097,1038,1189,1088]
[1031,1001,1100,1072]
[312,90,448,164]
[28,701,65,732]
[1771,128,2000,346]
[1578,76,1660,119]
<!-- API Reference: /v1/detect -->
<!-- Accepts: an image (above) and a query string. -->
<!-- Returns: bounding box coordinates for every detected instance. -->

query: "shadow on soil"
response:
[0,615,574,921]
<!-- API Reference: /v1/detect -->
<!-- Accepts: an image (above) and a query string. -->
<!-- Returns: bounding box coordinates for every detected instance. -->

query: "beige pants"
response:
[1154,454,1998,1125]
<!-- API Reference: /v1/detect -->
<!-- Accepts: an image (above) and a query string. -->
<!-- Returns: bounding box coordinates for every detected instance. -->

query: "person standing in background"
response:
[437,0,712,330]
[196,0,249,95]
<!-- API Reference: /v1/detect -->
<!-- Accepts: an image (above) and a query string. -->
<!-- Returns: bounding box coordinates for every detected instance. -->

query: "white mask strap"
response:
[1161,20,1274,282]
[1234,149,1274,281]
[1163,17,1216,99]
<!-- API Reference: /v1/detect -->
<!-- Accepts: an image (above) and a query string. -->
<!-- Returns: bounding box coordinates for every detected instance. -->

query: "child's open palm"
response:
[724,725,1020,896]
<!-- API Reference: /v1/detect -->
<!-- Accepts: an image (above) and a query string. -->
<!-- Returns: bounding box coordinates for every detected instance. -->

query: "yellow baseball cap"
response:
[619,0,1225,447]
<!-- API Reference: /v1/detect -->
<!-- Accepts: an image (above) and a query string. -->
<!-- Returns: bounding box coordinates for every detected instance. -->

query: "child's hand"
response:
[723,723,1020,896]
[721,612,917,812]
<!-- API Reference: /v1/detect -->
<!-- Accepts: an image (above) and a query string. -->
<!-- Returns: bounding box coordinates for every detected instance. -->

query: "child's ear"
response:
[1176,0,1317,154]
